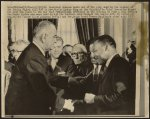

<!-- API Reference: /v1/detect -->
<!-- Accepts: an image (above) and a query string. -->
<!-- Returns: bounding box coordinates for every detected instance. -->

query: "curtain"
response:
[28,19,58,42]
[8,18,28,43]
[75,18,99,48]
[57,18,79,46]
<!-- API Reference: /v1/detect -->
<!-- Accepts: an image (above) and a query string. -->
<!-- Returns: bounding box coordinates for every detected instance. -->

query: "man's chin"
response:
[74,61,81,65]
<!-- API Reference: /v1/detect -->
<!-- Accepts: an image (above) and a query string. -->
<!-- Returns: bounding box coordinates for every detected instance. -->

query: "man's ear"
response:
[105,44,108,51]
[41,33,46,43]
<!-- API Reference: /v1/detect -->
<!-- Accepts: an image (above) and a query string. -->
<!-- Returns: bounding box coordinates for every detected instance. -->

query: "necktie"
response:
[92,65,99,94]
[93,64,107,95]
[93,65,99,81]
[99,64,107,75]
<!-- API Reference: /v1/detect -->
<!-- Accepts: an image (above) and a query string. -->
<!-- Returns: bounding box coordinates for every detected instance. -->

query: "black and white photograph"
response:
[1,1,149,118]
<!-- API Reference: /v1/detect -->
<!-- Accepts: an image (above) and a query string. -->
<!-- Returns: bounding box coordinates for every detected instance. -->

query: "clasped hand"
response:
[84,93,95,104]
[63,99,74,112]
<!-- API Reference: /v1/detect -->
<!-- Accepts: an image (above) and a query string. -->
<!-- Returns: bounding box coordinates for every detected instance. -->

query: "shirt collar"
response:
[106,53,118,67]
[93,64,97,69]
[33,41,45,56]
[93,64,102,74]
[51,56,58,62]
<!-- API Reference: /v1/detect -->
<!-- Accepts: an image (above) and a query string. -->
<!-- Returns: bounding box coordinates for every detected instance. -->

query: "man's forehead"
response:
[43,27,56,35]
[93,42,103,48]
[66,46,72,49]
[66,47,72,50]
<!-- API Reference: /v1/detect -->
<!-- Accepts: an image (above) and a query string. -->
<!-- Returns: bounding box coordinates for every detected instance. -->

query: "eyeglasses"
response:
[71,52,84,57]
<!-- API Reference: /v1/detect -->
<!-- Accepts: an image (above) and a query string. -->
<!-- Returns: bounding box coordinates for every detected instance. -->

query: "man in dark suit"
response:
[84,35,131,115]
[46,36,75,113]
[4,40,29,96]
[5,21,69,115]
[47,36,75,78]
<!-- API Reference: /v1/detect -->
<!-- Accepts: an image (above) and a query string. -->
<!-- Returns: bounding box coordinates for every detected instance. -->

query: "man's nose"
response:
[75,54,79,59]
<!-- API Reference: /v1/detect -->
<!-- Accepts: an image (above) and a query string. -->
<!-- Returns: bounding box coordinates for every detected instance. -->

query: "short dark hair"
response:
[94,35,116,48]
[53,35,64,45]
[86,39,97,52]
[63,44,72,49]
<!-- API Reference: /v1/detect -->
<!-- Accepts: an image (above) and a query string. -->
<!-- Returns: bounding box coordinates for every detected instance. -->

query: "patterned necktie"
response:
[94,64,107,95]
[93,65,99,81]
[100,64,107,75]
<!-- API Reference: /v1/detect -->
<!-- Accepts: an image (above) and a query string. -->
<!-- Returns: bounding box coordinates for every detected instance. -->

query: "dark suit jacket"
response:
[5,43,68,115]
[88,54,130,115]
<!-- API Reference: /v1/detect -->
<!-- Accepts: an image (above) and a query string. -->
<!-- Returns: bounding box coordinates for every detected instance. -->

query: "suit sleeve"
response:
[64,74,93,99]
[25,57,56,107]
[94,60,130,107]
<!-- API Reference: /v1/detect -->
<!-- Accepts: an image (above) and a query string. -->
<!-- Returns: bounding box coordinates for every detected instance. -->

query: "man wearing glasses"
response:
[9,40,29,61]
[71,44,93,77]
[5,40,29,96]
[61,44,93,114]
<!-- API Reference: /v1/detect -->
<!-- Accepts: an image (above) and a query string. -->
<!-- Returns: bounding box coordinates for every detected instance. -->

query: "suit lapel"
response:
[101,54,120,80]
[53,54,64,73]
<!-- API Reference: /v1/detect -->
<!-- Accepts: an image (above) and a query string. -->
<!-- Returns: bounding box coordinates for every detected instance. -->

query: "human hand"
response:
[84,93,95,104]
[68,77,78,84]
[68,76,85,83]
[63,99,74,112]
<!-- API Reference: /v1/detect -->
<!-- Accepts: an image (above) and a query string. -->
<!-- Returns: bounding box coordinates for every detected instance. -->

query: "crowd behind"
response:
[4,20,136,115]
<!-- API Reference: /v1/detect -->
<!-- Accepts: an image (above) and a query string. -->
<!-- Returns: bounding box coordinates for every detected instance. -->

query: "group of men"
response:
[5,20,135,115]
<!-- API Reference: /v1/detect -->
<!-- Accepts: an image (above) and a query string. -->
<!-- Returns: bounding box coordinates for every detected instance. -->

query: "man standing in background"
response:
[46,36,75,113]
[4,40,29,96]
[62,44,73,57]
[47,36,74,78]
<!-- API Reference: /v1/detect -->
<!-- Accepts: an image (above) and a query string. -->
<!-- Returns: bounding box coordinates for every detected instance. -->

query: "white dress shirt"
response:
[93,64,102,75]
[51,57,58,70]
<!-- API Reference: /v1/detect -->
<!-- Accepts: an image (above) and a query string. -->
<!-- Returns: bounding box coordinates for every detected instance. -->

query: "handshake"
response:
[62,99,75,112]
[62,93,96,112]
[56,93,96,113]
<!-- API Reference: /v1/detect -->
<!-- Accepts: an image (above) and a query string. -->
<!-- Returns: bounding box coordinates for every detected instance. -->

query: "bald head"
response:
[33,21,57,51]
[71,44,87,65]
[34,21,56,38]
